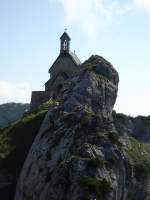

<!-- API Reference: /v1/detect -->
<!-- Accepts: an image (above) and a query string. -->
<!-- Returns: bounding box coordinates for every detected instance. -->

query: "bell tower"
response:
[60,31,71,54]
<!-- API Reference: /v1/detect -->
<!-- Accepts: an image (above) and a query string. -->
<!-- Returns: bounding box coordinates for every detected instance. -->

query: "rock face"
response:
[15,55,150,200]
[62,55,119,120]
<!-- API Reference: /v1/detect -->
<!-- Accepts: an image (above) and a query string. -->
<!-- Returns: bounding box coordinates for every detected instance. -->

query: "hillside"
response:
[0,103,29,128]
[0,101,52,199]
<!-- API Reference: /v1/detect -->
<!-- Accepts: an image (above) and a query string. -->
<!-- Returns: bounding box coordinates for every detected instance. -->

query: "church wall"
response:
[45,79,51,92]
[30,91,51,111]
[49,74,65,98]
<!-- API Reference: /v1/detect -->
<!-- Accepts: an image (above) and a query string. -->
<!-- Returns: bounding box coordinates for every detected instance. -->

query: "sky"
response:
[0,0,150,116]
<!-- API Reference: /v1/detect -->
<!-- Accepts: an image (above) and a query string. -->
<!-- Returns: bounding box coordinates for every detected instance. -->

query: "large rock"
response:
[62,55,119,120]
[15,55,150,200]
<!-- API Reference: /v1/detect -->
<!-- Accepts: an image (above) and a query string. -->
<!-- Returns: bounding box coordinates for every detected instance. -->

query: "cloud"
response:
[134,0,150,11]
[49,0,132,39]
[49,0,150,39]
[0,80,31,104]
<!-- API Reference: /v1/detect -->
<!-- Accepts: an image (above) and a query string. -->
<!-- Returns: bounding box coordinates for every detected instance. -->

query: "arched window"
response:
[63,40,68,50]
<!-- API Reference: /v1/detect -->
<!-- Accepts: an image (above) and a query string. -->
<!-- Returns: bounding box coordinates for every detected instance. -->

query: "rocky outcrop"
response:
[15,55,150,200]
[62,55,119,120]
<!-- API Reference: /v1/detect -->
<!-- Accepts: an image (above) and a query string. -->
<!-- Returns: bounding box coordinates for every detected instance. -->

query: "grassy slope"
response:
[0,100,57,176]
[0,100,58,200]
[0,110,47,176]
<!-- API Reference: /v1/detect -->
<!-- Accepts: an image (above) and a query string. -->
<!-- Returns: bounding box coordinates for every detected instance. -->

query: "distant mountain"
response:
[0,103,29,128]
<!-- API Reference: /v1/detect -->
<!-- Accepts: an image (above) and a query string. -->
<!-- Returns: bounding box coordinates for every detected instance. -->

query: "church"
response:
[30,31,81,111]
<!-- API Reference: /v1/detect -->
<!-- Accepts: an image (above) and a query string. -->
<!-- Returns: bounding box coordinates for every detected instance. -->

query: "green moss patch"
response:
[87,157,107,169]
[0,108,46,175]
[0,134,13,159]
[96,130,122,148]
[127,137,150,176]
[38,99,58,111]
[80,176,112,198]
[96,130,107,140]
[62,112,78,127]
[107,132,122,147]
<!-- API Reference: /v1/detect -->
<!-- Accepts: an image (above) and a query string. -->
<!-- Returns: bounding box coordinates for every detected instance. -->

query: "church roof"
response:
[69,51,82,66]
[49,51,81,73]
[60,32,71,40]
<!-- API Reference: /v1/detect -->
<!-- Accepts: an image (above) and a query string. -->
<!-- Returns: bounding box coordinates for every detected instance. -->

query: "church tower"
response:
[60,31,71,53]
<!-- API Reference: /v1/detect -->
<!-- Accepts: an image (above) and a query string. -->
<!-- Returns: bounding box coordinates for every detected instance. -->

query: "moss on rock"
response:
[80,176,112,198]
[127,137,150,176]
[87,157,107,169]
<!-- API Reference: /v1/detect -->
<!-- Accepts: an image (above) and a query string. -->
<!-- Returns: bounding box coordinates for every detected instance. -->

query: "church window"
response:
[63,40,68,50]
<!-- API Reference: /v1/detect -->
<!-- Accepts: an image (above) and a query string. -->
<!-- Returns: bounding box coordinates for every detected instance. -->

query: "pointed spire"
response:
[60,31,71,41]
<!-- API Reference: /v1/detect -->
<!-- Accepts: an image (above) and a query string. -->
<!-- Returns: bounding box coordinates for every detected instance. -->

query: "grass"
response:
[69,155,90,161]
[96,131,107,140]
[0,99,58,199]
[63,112,77,127]
[0,108,47,175]
[107,131,122,147]
[80,176,112,198]
[38,99,58,111]
[127,137,150,176]
[87,157,107,169]
[96,130,122,148]
[68,155,107,169]
[81,115,92,126]
[0,133,13,159]
[21,110,46,124]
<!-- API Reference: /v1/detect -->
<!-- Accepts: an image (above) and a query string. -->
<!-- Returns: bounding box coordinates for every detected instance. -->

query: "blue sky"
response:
[0,0,150,116]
